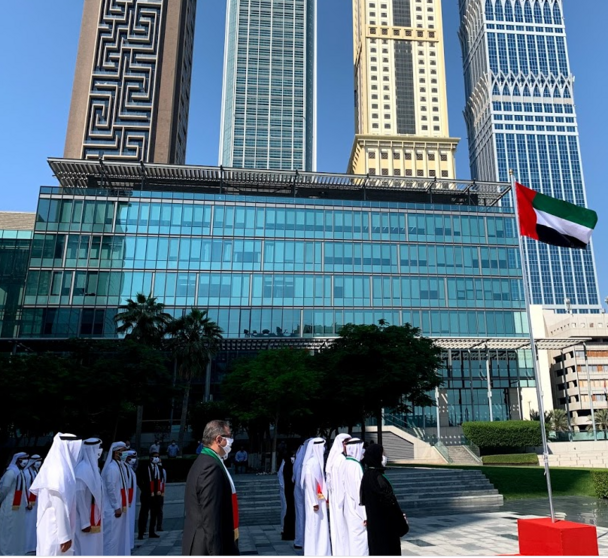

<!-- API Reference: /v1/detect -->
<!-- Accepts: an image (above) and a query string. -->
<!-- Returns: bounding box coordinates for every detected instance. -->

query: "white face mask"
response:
[291,457,295,464]
[17,459,28,469]
[152,457,160,464]
[97,448,103,459]
[34,461,42,471]
[381,455,388,468]
[221,437,234,459]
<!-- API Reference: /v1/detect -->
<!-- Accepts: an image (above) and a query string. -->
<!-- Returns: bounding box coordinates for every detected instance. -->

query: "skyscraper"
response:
[219,0,317,171]
[459,0,600,311]
[64,0,196,164]
[348,0,459,179]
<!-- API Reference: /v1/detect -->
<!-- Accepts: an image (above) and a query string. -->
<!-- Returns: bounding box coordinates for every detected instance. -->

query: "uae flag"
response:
[516,182,598,249]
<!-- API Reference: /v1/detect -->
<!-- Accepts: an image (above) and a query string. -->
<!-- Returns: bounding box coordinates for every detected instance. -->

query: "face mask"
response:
[34,461,42,471]
[381,455,388,468]
[17,459,28,469]
[152,457,160,464]
[97,448,103,459]
[221,437,234,459]
[291,457,295,464]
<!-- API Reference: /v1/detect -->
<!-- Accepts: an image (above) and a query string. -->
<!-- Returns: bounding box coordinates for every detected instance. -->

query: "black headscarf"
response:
[362,442,384,470]
[360,443,394,506]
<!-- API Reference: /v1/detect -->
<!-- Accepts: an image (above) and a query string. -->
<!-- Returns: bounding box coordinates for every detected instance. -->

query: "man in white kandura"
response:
[124,450,138,551]
[341,438,368,556]
[24,454,43,554]
[326,433,351,556]
[0,452,29,555]
[102,441,130,556]
[30,433,83,556]
[302,437,330,556]
[73,438,104,556]
[292,438,311,550]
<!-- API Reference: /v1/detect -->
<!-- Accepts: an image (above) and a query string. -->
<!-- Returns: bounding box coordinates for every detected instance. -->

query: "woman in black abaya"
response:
[360,443,408,555]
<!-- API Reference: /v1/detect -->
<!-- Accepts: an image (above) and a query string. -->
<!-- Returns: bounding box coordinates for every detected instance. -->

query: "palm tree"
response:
[594,409,608,440]
[114,293,173,347]
[114,293,173,448]
[167,309,223,449]
[547,408,570,433]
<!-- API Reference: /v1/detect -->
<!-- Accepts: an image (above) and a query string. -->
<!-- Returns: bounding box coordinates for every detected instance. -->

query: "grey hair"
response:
[202,420,230,446]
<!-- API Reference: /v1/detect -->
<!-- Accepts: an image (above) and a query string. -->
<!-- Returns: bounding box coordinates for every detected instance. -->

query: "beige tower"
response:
[348,0,459,178]
[64,0,196,164]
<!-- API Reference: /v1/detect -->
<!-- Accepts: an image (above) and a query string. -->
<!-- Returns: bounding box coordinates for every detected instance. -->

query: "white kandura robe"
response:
[125,466,137,550]
[341,458,368,556]
[73,478,103,556]
[293,441,310,549]
[0,469,27,556]
[302,461,330,556]
[327,453,349,557]
[24,468,39,553]
[35,489,76,556]
[102,461,130,556]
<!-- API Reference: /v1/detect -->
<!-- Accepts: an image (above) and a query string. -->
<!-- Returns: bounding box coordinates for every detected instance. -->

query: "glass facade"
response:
[0,230,32,338]
[459,0,600,312]
[19,182,533,423]
[219,0,316,171]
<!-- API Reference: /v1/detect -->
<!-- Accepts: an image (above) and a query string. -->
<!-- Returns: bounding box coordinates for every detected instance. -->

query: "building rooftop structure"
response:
[0,212,36,231]
[48,158,509,207]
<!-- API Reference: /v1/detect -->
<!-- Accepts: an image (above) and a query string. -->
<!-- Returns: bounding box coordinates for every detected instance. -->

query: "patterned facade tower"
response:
[348,0,459,178]
[219,0,317,171]
[64,0,196,164]
[459,0,600,311]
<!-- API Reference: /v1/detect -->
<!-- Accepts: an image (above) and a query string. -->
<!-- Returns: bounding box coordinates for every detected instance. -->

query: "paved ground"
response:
[132,510,608,556]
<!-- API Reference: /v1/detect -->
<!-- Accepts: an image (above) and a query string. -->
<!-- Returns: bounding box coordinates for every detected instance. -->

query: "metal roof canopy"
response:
[432,337,592,351]
[218,336,591,352]
[47,158,511,207]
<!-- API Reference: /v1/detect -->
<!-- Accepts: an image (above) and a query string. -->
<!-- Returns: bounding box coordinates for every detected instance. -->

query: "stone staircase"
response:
[157,467,503,526]
[447,444,482,465]
[385,467,502,517]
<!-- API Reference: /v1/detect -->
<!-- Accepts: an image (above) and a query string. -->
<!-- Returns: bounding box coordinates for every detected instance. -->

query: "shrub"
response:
[481,453,539,466]
[591,470,608,499]
[462,421,542,452]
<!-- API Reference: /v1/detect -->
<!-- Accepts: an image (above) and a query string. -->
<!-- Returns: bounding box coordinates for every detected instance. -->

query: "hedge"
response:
[591,470,608,499]
[462,421,542,450]
[481,453,539,466]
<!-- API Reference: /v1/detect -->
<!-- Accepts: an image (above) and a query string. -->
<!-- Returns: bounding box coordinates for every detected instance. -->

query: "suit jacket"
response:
[182,452,239,556]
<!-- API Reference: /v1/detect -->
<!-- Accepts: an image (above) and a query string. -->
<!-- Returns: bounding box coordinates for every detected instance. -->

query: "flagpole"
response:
[509,170,556,522]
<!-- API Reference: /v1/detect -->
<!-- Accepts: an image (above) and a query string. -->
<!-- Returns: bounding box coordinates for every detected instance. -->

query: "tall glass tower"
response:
[459,0,600,312]
[219,0,317,171]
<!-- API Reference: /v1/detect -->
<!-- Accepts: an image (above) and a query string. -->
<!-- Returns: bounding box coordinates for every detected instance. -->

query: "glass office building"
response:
[0,214,34,339]
[219,0,316,171]
[15,158,534,423]
[459,0,600,312]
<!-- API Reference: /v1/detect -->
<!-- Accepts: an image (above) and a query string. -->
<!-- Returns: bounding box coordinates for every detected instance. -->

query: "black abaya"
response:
[281,458,296,540]
[360,444,405,556]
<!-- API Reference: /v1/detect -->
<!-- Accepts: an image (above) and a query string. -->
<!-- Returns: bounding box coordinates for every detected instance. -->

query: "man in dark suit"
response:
[182,420,239,556]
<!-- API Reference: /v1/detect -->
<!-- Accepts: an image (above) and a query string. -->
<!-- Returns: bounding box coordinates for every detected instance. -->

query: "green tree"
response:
[167,308,223,449]
[0,341,172,447]
[114,293,173,447]
[222,348,321,473]
[322,321,443,446]
[595,409,608,439]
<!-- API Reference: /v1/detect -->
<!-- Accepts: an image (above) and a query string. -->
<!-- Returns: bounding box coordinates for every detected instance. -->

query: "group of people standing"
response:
[279,435,408,556]
[0,434,167,556]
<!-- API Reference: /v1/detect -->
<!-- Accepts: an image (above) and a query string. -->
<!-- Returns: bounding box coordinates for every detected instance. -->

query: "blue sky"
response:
[0,1,606,304]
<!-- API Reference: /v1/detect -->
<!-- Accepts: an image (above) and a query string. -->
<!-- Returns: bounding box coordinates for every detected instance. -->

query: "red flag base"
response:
[516,518,598,556]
